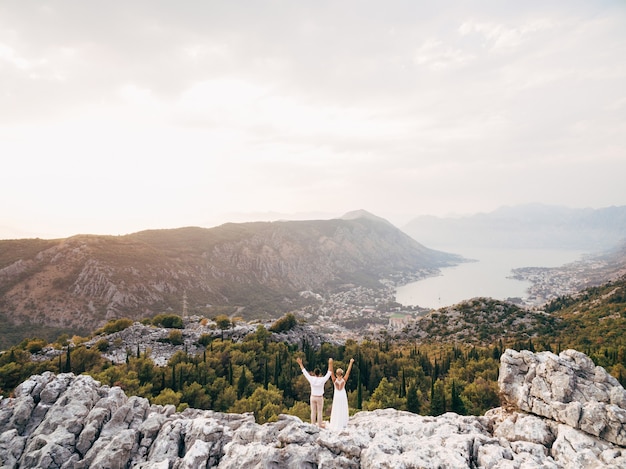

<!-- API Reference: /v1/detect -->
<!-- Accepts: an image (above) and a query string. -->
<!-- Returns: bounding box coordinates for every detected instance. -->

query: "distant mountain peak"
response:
[339,209,392,225]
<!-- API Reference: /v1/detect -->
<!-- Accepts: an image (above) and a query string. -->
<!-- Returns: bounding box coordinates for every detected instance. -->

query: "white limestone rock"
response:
[551,424,626,468]
[487,407,557,447]
[1,348,626,468]
[499,349,626,446]
[0,429,25,469]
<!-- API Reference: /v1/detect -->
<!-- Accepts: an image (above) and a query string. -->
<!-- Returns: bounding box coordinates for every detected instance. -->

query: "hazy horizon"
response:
[2,2,625,240]
[2,202,623,241]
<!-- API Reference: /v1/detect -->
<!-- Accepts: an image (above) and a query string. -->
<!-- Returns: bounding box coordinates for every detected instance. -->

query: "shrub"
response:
[55,334,69,347]
[152,388,182,407]
[102,318,134,335]
[95,339,110,352]
[152,314,184,329]
[168,330,183,345]
[26,338,47,354]
[269,313,298,333]
[198,334,213,347]
[214,315,231,331]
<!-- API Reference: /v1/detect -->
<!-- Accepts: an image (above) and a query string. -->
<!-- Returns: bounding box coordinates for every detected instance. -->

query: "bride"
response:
[328,358,355,430]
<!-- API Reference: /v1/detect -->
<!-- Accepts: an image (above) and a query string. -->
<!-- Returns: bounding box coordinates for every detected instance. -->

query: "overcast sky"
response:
[2,1,625,239]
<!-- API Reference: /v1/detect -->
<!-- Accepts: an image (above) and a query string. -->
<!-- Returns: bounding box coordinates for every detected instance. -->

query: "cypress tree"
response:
[172,364,177,391]
[430,377,434,406]
[306,344,315,368]
[237,368,248,399]
[274,352,280,386]
[65,346,71,373]
[399,368,406,398]
[419,352,432,376]
[450,380,466,415]
[430,379,446,416]
[442,383,447,414]
[356,348,363,409]
[406,381,420,414]
[361,359,371,393]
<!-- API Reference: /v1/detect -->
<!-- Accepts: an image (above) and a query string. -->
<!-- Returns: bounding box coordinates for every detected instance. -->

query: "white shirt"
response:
[301,369,331,396]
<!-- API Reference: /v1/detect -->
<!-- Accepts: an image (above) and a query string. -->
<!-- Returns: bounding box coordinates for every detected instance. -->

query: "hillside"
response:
[401,297,558,345]
[0,213,461,346]
[0,272,624,441]
[396,272,626,354]
[402,204,626,250]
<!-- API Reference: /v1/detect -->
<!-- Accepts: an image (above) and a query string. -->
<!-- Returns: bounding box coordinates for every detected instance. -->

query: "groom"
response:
[296,356,333,427]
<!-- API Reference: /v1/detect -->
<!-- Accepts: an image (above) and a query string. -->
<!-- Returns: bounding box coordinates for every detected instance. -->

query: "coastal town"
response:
[298,251,624,340]
[511,253,626,304]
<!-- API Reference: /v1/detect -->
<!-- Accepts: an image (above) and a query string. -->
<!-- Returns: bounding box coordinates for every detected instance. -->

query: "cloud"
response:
[414,38,476,71]
[0,43,38,69]
[0,1,625,238]
[458,18,555,51]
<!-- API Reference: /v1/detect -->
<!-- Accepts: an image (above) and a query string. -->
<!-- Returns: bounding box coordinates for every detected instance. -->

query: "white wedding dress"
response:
[329,378,349,430]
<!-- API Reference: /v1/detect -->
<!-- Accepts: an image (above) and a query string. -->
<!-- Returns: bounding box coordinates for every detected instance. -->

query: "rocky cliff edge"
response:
[1,349,626,468]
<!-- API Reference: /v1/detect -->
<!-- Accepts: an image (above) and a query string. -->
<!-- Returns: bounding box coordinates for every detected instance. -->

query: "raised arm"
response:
[329,357,336,381]
[343,358,355,382]
[297,356,313,380]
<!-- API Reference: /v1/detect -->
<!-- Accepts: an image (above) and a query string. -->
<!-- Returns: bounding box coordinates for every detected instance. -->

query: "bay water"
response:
[395,247,587,309]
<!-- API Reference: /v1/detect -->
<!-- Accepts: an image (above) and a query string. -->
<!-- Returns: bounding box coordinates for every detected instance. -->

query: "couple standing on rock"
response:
[296,356,355,430]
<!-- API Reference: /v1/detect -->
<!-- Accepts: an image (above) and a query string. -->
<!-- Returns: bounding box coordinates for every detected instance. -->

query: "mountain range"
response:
[402,203,626,251]
[0,211,460,346]
[2,204,626,350]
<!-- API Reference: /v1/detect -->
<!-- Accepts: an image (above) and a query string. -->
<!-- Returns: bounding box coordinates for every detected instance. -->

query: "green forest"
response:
[1,276,626,425]
[0,319,506,423]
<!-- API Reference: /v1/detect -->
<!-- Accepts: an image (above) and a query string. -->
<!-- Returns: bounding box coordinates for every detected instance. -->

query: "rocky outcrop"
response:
[499,348,626,446]
[33,320,330,367]
[1,349,626,468]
